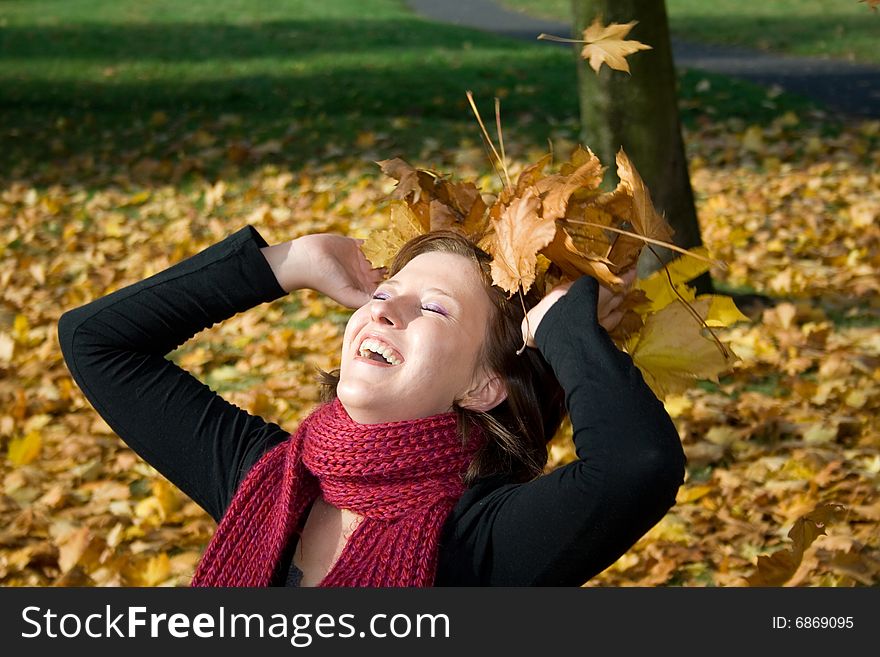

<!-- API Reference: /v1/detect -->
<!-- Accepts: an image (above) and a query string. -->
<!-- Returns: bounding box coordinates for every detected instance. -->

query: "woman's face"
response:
[337,251,506,424]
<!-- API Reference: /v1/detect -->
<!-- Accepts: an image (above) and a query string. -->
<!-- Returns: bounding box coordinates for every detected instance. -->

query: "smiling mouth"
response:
[357,338,403,366]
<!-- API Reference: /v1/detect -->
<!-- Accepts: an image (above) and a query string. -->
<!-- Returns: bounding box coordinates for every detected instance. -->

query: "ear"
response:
[458,372,508,413]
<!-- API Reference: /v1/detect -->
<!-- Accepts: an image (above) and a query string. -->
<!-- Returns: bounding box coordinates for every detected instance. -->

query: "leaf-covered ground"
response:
[2,109,876,587]
[1,1,877,587]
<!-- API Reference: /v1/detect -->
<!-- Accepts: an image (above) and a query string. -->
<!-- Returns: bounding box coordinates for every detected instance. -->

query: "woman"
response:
[58,224,686,586]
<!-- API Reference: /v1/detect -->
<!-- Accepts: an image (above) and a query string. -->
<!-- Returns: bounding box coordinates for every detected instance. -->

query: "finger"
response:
[620,267,638,288]
[603,293,624,311]
[601,309,624,332]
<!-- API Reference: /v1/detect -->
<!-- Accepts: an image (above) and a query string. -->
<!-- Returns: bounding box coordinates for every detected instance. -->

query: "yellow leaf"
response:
[626,299,736,399]
[7,430,41,466]
[705,295,750,327]
[13,313,29,341]
[151,479,182,517]
[139,553,171,587]
[580,17,652,74]
[676,484,714,504]
[125,190,151,206]
[361,201,422,268]
[637,247,710,312]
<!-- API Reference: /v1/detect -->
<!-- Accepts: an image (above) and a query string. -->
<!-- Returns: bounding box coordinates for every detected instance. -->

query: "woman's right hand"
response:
[261,234,386,308]
[521,267,637,348]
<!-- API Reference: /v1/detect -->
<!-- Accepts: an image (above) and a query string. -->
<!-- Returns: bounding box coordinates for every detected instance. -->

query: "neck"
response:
[337,399,455,426]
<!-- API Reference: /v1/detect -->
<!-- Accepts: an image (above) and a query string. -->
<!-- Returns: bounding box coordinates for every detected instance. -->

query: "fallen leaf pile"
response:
[1,106,877,586]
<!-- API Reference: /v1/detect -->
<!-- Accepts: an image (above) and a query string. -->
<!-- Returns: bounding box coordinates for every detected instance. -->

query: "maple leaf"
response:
[746,503,847,586]
[360,201,423,268]
[580,17,652,74]
[377,158,488,239]
[625,298,738,399]
[636,247,711,313]
[615,148,674,244]
[561,204,613,259]
[534,146,604,221]
[541,225,622,288]
[485,190,557,296]
[513,152,553,196]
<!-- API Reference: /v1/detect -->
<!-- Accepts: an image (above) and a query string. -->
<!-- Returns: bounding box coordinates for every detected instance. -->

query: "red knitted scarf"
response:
[190,398,482,587]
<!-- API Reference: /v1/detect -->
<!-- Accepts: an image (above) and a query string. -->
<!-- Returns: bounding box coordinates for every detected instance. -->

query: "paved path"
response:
[406,0,880,119]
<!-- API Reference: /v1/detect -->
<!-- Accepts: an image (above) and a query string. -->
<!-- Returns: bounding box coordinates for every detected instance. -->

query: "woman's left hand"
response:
[521,267,637,348]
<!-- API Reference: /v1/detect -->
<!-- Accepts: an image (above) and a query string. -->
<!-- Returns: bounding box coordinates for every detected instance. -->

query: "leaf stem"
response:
[466,91,510,190]
[648,245,731,359]
[494,97,512,189]
[565,219,727,270]
[516,288,529,355]
[537,33,586,44]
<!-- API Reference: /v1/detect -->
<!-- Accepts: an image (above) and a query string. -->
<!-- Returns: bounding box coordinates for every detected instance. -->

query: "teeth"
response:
[358,338,401,366]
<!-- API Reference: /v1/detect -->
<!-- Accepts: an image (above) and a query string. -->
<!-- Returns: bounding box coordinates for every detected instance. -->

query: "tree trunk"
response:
[571,0,711,292]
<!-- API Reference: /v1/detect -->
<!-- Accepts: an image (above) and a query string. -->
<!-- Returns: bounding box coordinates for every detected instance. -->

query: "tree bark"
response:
[571,0,711,292]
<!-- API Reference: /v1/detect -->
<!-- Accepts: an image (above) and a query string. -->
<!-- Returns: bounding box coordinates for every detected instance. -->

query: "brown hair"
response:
[319,230,567,486]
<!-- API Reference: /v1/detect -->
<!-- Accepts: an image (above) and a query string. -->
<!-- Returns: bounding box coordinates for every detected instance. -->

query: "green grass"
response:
[0,0,827,187]
[499,0,880,64]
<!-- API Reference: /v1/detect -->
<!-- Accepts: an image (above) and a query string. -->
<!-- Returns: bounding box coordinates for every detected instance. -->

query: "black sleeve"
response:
[57,225,293,522]
[448,275,686,586]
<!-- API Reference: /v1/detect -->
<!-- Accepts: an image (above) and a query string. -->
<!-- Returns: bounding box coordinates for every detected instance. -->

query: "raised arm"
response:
[58,225,382,521]
[450,274,686,585]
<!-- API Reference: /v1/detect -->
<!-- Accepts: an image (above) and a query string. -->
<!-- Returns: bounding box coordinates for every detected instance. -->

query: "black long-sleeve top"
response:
[57,224,686,586]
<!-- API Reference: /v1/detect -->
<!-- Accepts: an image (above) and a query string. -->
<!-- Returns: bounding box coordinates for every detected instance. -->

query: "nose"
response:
[369,297,401,326]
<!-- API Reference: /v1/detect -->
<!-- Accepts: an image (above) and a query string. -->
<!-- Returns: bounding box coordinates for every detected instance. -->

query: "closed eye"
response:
[422,303,447,315]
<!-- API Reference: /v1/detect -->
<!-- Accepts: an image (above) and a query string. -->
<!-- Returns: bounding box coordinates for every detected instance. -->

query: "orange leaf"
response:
[485,190,556,295]
[535,146,604,221]
[615,148,674,243]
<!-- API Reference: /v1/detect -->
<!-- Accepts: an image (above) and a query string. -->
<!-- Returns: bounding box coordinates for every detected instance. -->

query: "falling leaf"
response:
[580,17,652,74]
[746,503,847,586]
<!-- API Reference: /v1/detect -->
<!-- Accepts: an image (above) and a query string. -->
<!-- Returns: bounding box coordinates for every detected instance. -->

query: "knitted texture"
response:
[190,398,482,587]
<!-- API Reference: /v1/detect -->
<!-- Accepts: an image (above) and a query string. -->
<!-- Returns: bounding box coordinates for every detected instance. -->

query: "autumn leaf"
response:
[534,146,604,221]
[625,298,737,399]
[580,17,652,74]
[7,430,41,466]
[361,201,423,268]
[540,225,622,288]
[377,157,489,240]
[746,503,847,586]
[636,247,712,312]
[485,189,557,295]
[615,148,674,244]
